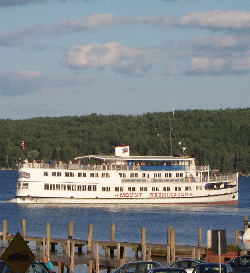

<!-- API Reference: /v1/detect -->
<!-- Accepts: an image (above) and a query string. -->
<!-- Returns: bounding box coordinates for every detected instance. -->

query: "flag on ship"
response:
[21,140,25,151]
[122,147,128,154]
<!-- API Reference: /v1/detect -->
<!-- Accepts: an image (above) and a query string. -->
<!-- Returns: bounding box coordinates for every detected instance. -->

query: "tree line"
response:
[0,108,249,175]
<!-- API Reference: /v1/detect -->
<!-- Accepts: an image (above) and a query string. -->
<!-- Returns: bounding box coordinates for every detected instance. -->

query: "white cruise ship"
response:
[15,146,238,204]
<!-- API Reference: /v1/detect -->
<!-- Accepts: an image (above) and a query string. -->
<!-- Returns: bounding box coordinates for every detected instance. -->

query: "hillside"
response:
[0,108,249,174]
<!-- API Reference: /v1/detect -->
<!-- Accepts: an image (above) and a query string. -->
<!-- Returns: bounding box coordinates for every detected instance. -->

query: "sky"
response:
[0,0,250,120]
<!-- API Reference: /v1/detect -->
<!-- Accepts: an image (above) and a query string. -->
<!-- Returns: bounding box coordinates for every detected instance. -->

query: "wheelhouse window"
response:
[44,184,49,190]
[163,187,170,191]
[102,187,110,191]
[128,187,135,191]
[115,187,123,192]
[44,172,48,176]
[22,183,29,189]
[65,172,74,177]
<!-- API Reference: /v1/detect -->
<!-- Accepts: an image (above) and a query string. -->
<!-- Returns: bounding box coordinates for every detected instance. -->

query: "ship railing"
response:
[208,173,238,182]
[121,178,186,183]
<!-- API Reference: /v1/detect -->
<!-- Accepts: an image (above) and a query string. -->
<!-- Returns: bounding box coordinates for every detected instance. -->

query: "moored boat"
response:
[15,146,238,204]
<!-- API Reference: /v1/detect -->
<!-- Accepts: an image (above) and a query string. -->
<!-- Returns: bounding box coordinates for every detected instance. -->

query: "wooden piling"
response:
[207,230,212,249]
[87,224,93,255]
[88,260,93,273]
[166,245,170,265]
[198,228,202,247]
[167,226,171,245]
[234,230,239,246]
[170,228,175,262]
[67,239,71,258]
[196,247,201,260]
[111,223,115,242]
[95,243,99,273]
[46,222,50,258]
[43,238,46,256]
[58,262,62,273]
[244,216,248,231]
[117,243,120,260]
[2,219,7,250]
[141,227,146,261]
[22,219,27,237]
[70,241,75,273]
[192,247,195,259]
[110,223,115,259]
[68,222,73,239]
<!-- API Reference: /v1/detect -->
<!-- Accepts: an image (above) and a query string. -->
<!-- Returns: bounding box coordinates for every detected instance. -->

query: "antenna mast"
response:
[170,117,172,156]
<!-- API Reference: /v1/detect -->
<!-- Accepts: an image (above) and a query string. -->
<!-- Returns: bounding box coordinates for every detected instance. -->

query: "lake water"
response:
[0,170,249,272]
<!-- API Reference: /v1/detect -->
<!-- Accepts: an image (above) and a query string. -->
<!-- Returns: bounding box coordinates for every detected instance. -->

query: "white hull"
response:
[15,146,238,205]
[15,193,238,204]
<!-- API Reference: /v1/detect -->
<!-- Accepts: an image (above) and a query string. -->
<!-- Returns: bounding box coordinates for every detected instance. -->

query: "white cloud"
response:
[51,13,171,34]
[0,25,46,46]
[177,10,250,32]
[0,71,92,96]
[61,42,164,75]
[185,51,250,75]
[0,0,47,7]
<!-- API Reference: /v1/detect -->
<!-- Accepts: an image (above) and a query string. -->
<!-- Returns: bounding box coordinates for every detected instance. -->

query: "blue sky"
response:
[0,0,249,120]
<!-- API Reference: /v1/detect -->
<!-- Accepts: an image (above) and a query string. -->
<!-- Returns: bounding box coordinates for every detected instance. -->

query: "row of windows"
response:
[44,171,184,178]
[44,172,110,178]
[44,183,97,191]
[42,184,198,192]
[18,182,201,192]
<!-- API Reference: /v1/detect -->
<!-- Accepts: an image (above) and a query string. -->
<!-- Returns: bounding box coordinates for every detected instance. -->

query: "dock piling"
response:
[22,219,26,237]
[141,227,146,261]
[68,222,73,239]
[87,224,93,255]
[2,219,7,250]
[198,228,202,247]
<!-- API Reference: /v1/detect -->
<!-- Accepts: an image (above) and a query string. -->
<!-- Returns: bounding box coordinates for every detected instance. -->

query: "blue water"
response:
[0,171,249,245]
[0,171,249,271]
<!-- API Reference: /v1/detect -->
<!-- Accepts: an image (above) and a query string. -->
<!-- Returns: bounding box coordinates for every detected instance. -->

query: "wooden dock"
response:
[0,219,242,273]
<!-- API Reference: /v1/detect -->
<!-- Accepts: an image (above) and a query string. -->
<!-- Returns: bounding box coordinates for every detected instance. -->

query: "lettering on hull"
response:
[114,192,193,198]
